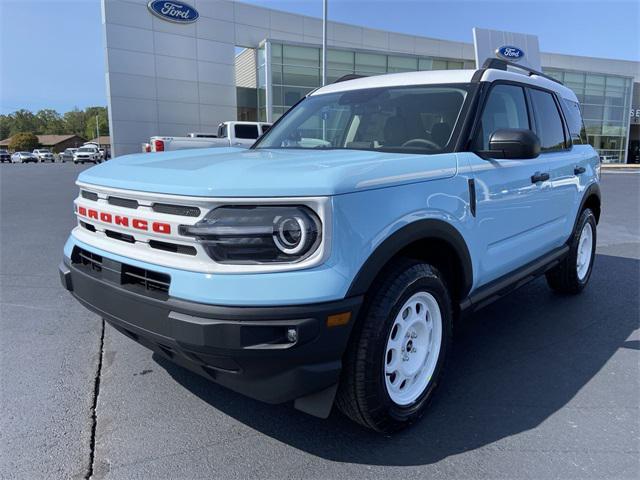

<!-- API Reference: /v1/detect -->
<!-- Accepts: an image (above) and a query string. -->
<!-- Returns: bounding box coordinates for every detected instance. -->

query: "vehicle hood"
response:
[78,147,457,197]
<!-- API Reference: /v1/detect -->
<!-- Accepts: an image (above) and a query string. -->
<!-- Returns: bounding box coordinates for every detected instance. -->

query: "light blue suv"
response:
[60,59,601,432]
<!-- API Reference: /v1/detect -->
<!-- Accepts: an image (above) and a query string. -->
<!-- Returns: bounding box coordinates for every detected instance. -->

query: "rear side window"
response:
[529,89,567,152]
[234,124,259,139]
[560,99,588,145]
[474,84,529,150]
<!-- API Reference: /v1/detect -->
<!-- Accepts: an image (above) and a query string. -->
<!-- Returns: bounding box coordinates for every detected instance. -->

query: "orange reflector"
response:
[326,312,351,328]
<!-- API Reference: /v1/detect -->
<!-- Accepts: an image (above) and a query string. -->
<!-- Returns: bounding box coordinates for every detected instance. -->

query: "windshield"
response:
[78,147,94,152]
[255,84,470,154]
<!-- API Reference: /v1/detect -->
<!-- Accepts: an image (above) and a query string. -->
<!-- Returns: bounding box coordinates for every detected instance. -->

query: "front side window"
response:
[529,89,567,152]
[255,85,471,154]
[474,84,530,150]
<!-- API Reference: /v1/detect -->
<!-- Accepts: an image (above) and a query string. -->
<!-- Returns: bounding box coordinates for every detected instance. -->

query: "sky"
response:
[1,0,638,115]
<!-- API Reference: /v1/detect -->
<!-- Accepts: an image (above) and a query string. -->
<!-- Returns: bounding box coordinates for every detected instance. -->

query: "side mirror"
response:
[482,128,541,159]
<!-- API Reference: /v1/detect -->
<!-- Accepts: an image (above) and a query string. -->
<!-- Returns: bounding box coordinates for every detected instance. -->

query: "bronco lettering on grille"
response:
[77,206,171,234]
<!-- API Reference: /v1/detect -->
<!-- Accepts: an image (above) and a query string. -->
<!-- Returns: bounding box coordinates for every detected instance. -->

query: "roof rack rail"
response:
[333,74,366,84]
[481,58,563,85]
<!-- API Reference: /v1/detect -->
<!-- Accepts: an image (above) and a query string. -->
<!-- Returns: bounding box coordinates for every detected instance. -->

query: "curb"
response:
[601,164,640,170]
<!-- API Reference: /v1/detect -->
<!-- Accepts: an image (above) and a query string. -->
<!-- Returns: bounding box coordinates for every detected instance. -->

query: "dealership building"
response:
[102,0,640,163]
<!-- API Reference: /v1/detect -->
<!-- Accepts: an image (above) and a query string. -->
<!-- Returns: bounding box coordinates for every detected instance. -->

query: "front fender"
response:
[329,176,474,301]
[346,218,473,298]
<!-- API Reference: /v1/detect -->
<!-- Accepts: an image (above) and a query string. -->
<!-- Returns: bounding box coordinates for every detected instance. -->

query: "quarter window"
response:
[560,99,588,145]
[529,89,567,152]
[475,84,530,150]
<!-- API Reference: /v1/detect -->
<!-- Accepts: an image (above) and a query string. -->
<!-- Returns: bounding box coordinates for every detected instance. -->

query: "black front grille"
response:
[149,240,197,256]
[81,190,98,201]
[105,229,135,243]
[152,203,200,217]
[71,246,170,298]
[121,264,170,295]
[108,196,139,209]
[80,221,96,232]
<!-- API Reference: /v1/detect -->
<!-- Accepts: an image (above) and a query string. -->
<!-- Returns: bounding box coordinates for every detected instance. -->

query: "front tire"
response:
[546,208,597,294]
[336,260,452,432]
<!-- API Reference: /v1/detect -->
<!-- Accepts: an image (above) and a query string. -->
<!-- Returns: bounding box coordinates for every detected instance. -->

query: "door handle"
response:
[574,166,586,175]
[531,172,550,183]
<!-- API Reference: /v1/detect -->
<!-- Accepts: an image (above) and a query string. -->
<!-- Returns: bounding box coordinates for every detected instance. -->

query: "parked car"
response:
[11,151,38,163]
[148,121,271,152]
[73,145,101,164]
[0,150,10,163]
[60,59,600,432]
[59,148,78,162]
[33,149,55,162]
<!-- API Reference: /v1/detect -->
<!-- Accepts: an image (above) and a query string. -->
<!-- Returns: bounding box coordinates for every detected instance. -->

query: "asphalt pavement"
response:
[1,163,638,479]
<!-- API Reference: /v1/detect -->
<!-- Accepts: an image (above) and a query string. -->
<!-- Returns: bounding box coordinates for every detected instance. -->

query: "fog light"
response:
[286,328,298,343]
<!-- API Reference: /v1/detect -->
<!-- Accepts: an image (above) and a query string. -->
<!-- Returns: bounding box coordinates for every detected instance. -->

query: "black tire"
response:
[336,259,453,432]
[546,208,597,294]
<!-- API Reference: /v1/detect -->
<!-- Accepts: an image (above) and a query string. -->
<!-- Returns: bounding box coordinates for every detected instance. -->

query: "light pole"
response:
[322,0,327,86]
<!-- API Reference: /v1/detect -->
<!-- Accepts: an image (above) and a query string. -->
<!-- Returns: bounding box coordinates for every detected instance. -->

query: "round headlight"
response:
[273,215,307,255]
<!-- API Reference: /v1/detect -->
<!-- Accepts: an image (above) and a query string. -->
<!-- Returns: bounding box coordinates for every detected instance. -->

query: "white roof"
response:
[480,69,579,102]
[311,70,476,96]
[309,67,579,103]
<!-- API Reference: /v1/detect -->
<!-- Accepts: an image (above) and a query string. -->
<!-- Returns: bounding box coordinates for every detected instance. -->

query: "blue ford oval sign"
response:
[496,46,525,62]
[147,1,199,24]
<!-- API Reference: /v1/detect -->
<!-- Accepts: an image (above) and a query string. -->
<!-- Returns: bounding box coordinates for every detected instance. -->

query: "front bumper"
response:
[59,258,362,416]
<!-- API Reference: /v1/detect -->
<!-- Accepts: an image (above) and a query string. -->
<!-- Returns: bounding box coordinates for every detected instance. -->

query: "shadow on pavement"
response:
[155,253,639,466]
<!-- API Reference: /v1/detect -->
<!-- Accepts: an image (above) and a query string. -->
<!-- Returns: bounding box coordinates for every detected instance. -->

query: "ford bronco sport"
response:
[60,59,601,432]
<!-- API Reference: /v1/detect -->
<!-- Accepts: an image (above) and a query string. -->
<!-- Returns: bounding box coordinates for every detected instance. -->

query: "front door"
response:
[465,83,555,286]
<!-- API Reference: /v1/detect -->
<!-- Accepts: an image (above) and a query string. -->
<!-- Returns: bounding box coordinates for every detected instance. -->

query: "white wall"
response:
[103,0,238,155]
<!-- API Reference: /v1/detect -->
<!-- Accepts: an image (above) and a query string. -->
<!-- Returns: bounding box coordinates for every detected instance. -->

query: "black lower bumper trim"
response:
[60,260,362,408]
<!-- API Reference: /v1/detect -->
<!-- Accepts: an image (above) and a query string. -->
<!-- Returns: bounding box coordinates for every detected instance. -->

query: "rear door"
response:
[527,87,582,246]
[466,83,555,285]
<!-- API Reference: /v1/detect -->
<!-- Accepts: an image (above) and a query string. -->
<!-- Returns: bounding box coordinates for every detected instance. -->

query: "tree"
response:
[84,107,109,140]
[0,115,11,140]
[36,109,65,134]
[9,110,39,136]
[0,106,110,140]
[9,132,39,152]
[63,108,86,137]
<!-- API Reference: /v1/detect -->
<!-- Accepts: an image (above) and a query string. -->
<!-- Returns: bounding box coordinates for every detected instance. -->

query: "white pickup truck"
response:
[147,121,271,152]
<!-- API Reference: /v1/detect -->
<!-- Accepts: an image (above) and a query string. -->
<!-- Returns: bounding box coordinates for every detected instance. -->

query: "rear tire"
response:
[546,208,597,294]
[336,259,452,432]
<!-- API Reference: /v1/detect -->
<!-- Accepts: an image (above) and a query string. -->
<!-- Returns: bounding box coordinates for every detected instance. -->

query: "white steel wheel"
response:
[576,222,593,281]
[384,291,443,406]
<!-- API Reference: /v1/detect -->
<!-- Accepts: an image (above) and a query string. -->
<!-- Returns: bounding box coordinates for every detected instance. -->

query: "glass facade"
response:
[258,41,465,122]
[256,41,634,163]
[545,68,633,163]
